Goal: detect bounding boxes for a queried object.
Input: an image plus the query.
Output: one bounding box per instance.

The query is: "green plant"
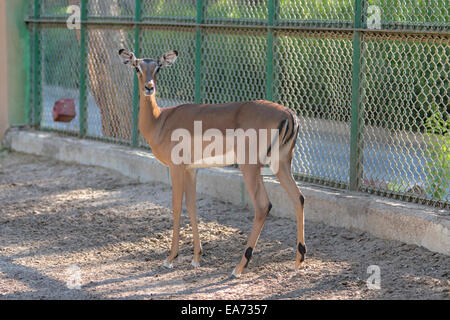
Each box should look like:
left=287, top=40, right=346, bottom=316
left=387, top=179, right=407, bottom=193
left=424, top=105, right=449, bottom=200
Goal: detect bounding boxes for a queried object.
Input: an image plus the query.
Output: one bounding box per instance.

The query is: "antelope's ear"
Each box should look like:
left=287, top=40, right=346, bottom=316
left=159, top=50, right=178, bottom=68
left=119, top=48, right=139, bottom=68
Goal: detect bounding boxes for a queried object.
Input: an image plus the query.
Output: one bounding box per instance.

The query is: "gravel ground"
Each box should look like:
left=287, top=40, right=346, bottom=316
left=0, top=150, right=448, bottom=300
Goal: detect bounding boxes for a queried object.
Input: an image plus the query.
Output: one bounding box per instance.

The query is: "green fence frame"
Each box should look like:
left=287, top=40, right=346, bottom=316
left=25, top=0, right=449, bottom=209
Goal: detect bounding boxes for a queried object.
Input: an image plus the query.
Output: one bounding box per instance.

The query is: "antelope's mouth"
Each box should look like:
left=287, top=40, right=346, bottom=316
left=144, top=86, right=154, bottom=96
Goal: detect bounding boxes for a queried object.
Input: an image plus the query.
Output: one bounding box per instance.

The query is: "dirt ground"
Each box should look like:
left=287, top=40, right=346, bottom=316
left=0, top=150, right=448, bottom=300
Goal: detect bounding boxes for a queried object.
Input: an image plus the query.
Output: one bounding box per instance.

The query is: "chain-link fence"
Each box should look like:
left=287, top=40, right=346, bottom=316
left=26, top=0, right=449, bottom=208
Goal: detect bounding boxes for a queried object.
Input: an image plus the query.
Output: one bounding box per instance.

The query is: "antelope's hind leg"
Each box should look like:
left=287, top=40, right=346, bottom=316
left=232, top=164, right=272, bottom=278
left=184, top=168, right=202, bottom=267
left=274, top=160, right=306, bottom=268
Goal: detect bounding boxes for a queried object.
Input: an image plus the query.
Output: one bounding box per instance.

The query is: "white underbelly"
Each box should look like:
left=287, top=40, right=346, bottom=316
left=186, top=150, right=236, bottom=169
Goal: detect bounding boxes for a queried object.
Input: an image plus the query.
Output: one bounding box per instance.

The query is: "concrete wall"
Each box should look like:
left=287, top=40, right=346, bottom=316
left=0, top=0, right=30, bottom=142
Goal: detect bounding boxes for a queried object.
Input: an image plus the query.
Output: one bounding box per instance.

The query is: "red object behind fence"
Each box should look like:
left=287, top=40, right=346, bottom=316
left=52, top=99, right=76, bottom=122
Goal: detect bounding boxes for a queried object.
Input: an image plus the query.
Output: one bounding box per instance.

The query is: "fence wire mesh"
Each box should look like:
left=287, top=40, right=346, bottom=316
left=365, top=0, right=448, bottom=31
left=278, top=0, right=354, bottom=28
left=361, top=33, right=449, bottom=206
left=202, top=29, right=267, bottom=103
left=142, top=0, right=196, bottom=21
left=86, top=26, right=134, bottom=142
left=274, top=30, right=353, bottom=187
left=40, top=26, right=81, bottom=135
left=205, top=1, right=267, bottom=25
left=27, top=0, right=449, bottom=208
left=88, top=0, right=135, bottom=18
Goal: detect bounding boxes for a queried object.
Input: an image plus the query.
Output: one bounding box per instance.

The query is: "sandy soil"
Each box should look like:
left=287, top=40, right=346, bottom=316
left=0, top=150, right=448, bottom=300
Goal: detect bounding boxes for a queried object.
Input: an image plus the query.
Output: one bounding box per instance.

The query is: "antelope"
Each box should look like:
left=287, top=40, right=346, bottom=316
left=118, top=48, right=306, bottom=278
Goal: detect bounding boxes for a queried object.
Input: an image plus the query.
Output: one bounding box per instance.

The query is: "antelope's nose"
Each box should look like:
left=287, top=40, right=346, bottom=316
left=144, top=80, right=155, bottom=96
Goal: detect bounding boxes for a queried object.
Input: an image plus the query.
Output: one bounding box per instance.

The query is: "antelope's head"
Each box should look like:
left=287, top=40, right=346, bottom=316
left=118, top=49, right=178, bottom=96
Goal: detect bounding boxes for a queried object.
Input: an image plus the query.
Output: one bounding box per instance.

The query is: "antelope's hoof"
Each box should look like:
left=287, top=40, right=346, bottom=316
left=295, top=243, right=306, bottom=269
left=230, top=268, right=241, bottom=279
left=163, top=259, right=174, bottom=269
left=191, top=259, right=201, bottom=268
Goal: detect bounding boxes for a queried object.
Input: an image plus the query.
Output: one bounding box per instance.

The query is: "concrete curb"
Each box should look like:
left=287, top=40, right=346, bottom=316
left=3, top=129, right=449, bottom=256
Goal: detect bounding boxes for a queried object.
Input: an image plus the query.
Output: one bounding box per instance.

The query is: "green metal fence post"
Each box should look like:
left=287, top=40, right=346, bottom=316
left=266, top=0, right=278, bottom=101
left=79, top=0, right=87, bottom=137
left=32, top=0, right=41, bottom=128
left=131, top=0, right=141, bottom=147
left=194, top=0, right=204, bottom=104
left=349, top=0, right=365, bottom=191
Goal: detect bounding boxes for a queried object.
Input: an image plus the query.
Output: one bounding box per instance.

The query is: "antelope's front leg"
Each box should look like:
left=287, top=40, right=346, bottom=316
left=164, top=166, right=185, bottom=269
left=184, top=169, right=202, bottom=267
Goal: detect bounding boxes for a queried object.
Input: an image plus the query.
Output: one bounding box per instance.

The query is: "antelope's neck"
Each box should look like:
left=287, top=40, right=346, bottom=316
left=138, top=93, right=161, bottom=139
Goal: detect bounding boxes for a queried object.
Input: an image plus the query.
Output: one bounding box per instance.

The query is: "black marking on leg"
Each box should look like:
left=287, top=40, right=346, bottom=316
left=268, top=120, right=288, bottom=156
left=266, top=144, right=272, bottom=157
left=280, top=119, right=290, bottom=144
left=284, top=112, right=296, bottom=144
left=299, top=194, right=305, bottom=206
left=267, top=202, right=273, bottom=216
left=244, top=247, right=253, bottom=268
left=298, top=243, right=307, bottom=262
